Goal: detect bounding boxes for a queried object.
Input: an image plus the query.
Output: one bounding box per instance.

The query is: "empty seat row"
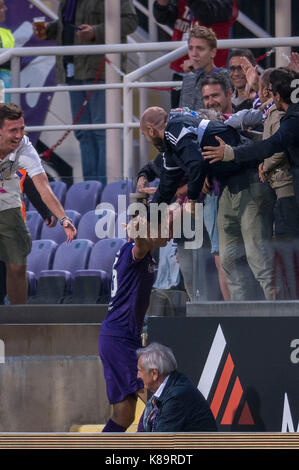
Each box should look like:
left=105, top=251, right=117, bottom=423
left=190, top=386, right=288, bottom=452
left=26, top=208, right=125, bottom=244
left=26, top=179, right=137, bottom=215
left=26, top=238, right=126, bottom=304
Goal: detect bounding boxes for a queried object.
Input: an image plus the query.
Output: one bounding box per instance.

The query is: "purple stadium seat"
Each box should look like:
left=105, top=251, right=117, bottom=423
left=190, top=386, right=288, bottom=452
left=62, top=269, right=110, bottom=304
left=76, top=208, right=117, bottom=243
left=41, top=238, right=94, bottom=279
left=87, top=238, right=126, bottom=278
left=27, top=271, right=37, bottom=296
left=115, top=211, right=129, bottom=239
left=29, top=239, right=94, bottom=303
left=28, top=181, right=67, bottom=211
left=49, top=181, right=67, bottom=205
left=26, top=239, right=58, bottom=279
left=100, top=179, right=136, bottom=214
left=27, top=271, right=71, bottom=304
left=64, top=180, right=103, bottom=214
left=26, top=211, right=44, bottom=240
left=40, top=210, right=81, bottom=244
left=69, top=239, right=126, bottom=302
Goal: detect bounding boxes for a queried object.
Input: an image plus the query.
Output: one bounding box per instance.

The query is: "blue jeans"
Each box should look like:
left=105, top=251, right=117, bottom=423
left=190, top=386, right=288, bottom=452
left=68, top=77, right=106, bottom=185
left=203, top=193, right=219, bottom=254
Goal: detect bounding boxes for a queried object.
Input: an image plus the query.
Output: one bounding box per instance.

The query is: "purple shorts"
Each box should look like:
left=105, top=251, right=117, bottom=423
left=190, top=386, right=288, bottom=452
left=99, top=334, right=144, bottom=404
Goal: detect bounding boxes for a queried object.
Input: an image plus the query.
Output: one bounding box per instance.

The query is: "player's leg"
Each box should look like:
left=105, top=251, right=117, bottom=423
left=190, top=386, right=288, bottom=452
left=6, top=263, right=27, bottom=304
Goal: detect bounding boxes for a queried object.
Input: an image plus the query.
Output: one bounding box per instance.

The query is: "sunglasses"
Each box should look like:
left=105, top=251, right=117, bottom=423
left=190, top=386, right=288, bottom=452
left=229, top=65, right=243, bottom=72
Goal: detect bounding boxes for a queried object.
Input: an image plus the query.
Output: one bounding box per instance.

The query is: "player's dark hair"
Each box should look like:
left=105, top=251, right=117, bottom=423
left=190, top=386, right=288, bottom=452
left=0, top=103, right=24, bottom=128
left=270, top=67, right=299, bottom=105
left=229, top=48, right=257, bottom=66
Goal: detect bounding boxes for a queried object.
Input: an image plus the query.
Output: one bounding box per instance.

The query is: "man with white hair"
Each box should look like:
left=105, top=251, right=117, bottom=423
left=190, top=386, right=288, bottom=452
left=136, top=342, right=217, bottom=432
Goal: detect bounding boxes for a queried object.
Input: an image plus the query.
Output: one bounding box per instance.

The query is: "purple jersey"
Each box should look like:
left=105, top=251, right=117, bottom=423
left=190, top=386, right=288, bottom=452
left=100, top=241, right=156, bottom=340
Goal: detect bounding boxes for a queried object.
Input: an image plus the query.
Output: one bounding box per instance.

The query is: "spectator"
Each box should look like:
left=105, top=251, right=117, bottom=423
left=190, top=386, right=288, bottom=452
left=0, top=0, right=14, bottom=103
left=0, top=172, right=57, bottom=305
left=202, top=68, right=299, bottom=206
left=187, top=0, right=238, bottom=67
left=140, top=105, right=276, bottom=300
left=136, top=342, right=217, bottom=432
left=178, top=29, right=231, bottom=300
left=153, top=0, right=238, bottom=107
left=201, top=73, right=234, bottom=116
left=99, top=215, right=168, bottom=432
left=228, top=48, right=258, bottom=111
left=180, top=25, right=229, bottom=110
left=33, top=0, right=138, bottom=185
left=203, top=67, right=299, bottom=298
left=0, top=103, right=76, bottom=305
left=236, top=61, right=299, bottom=242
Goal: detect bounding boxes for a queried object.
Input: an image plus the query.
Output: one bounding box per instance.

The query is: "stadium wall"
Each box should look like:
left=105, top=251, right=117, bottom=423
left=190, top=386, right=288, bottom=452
left=0, top=305, right=110, bottom=432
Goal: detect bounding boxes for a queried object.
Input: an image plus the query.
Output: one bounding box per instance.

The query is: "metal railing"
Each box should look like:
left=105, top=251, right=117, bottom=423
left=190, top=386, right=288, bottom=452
left=2, top=35, right=299, bottom=177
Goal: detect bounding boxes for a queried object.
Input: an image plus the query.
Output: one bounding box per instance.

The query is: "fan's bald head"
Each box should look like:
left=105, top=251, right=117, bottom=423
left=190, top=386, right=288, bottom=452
left=140, top=107, right=168, bottom=132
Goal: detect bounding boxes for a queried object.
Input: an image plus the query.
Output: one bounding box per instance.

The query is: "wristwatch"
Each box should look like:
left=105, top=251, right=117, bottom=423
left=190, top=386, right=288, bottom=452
left=59, top=216, right=73, bottom=226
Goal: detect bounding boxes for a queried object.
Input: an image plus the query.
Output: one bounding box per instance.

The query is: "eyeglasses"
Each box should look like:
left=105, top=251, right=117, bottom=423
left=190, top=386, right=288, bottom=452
left=229, top=65, right=243, bottom=72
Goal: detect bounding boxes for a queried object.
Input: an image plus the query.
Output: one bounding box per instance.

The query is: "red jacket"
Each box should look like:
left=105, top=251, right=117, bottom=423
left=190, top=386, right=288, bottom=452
left=154, top=0, right=239, bottom=71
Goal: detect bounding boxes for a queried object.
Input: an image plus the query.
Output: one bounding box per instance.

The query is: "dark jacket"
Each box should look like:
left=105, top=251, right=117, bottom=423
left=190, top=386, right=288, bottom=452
left=152, top=111, right=250, bottom=205
left=153, top=0, right=234, bottom=27
left=46, top=0, right=138, bottom=83
left=231, top=103, right=299, bottom=203
left=187, top=0, right=234, bottom=23
left=233, top=103, right=299, bottom=169
left=149, top=370, right=217, bottom=432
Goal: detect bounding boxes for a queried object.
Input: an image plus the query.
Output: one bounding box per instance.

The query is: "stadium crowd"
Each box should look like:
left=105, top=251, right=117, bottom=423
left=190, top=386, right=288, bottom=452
left=0, top=0, right=299, bottom=435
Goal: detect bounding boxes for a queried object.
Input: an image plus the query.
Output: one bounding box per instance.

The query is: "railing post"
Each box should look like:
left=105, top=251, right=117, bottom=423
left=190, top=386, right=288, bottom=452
left=10, top=56, right=21, bottom=106
left=123, top=75, right=133, bottom=179
left=138, top=52, right=149, bottom=169
left=148, top=0, right=158, bottom=42
left=275, top=0, right=292, bottom=66
left=105, top=0, right=122, bottom=183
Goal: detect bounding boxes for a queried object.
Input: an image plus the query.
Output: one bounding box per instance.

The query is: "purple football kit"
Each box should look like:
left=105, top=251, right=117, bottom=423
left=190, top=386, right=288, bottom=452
left=99, top=241, right=156, bottom=404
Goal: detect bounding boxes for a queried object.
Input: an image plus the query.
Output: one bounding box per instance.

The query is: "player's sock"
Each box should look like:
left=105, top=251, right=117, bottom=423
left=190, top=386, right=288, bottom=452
left=102, top=419, right=127, bottom=432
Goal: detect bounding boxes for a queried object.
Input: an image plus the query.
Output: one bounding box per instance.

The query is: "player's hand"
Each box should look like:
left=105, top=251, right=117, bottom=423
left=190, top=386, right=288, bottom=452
left=181, top=59, right=194, bottom=73
left=137, top=176, right=149, bottom=193
left=240, top=56, right=259, bottom=92
left=45, top=215, right=58, bottom=227
left=76, top=24, right=95, bottom=42
left=142, top=186, right=157, bottom=195
left=202, top=177, right=212, bottom=194
left=258, top=163, right=268, bottom=183
left=202, top=136, right=225, bottom=163
left=62, top=219, right=77, bottom=242
left=289, top=52, right=299, bottom=72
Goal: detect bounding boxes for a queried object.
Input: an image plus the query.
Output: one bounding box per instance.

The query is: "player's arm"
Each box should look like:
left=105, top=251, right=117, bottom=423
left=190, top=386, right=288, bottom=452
left=23, top=174, right=57, bottom=226
left=32, top=173, right=76, bottom=242
left=127, top=216, right=153, bottom=261
left=203, top=116, right=298, bottom=165
left=133, top=237, right=153, bottom=261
